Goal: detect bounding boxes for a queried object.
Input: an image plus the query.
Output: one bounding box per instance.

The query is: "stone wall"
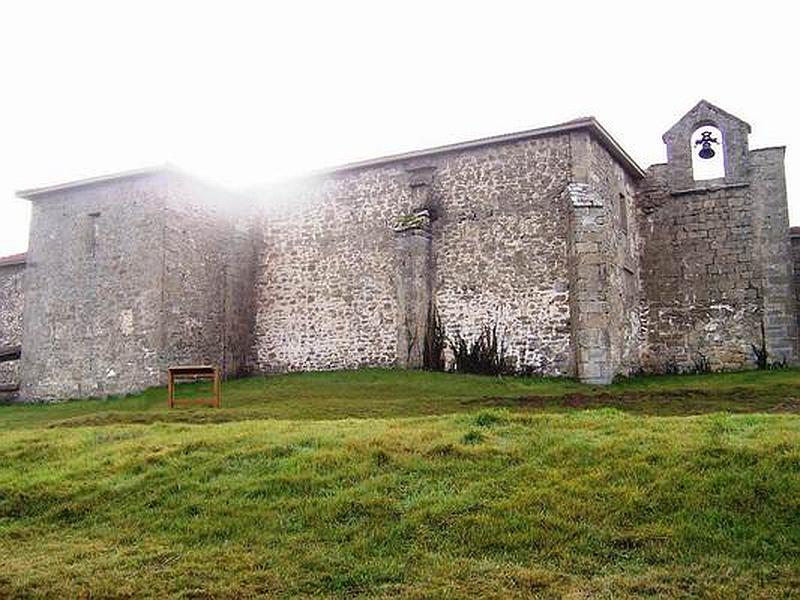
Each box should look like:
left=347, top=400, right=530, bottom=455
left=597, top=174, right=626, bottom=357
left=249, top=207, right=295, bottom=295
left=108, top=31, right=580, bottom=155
left=18, top=169, right=258, bottom=401
left=791, top=228, right=800, bottom=334
left=566, top=133, right=643, bottom=383
left=0, top=260, right=25, bottom=391
left=430, top=136, right=574, bottom=375
left=253, top=135, right=576, bottom=376
left=221, top=218, right=260, bottom=377
left=254, top=172, right=402, bottom=372
left=637, top=167, right=762, bottom=371
left=0, top=262, right=24, bottom=349
left=636, top=101, right=798, bottom=372
left=160, top=176, right=257, bottom=377
left=20, top=173, right=167, bottom=400
left=636, top=161, right=799, bottom=372
left=750, top=148, right=799, bottom=363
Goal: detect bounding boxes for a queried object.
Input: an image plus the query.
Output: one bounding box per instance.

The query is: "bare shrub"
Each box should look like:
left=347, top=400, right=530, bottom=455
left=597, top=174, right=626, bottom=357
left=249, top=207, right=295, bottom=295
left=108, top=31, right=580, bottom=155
left=450, top=324, right=515, bottom=376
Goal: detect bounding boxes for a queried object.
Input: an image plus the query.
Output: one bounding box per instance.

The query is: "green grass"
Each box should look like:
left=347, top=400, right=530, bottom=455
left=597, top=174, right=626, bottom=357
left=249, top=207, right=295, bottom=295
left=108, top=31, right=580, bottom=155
left=1, top=368, right=799, bottom=598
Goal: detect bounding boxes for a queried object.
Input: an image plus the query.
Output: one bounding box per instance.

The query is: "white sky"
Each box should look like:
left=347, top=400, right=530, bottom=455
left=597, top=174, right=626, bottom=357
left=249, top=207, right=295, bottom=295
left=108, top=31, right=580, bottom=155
left=1, top=1, right=797, bottom=257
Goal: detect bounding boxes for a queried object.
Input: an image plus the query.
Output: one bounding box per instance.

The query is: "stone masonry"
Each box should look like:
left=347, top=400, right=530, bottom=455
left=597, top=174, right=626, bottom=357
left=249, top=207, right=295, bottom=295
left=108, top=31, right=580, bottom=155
left=253, top=134, right=583, bottom=377
left=566, top=129, right=642, bottom=383
left=3, top=100, right=798, bottom=401
left=16, top=168, right=255, bottom=401
left=0, top=253, right=25, bottom=396
left=792, top=226, right=800, bottom=332
left=638, top=101, right=798, bottom=371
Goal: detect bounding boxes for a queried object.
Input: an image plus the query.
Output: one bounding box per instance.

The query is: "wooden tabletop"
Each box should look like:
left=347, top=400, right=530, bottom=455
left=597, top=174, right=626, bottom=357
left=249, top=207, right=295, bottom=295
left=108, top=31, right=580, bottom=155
left=168, top=365, right=217, bottom=374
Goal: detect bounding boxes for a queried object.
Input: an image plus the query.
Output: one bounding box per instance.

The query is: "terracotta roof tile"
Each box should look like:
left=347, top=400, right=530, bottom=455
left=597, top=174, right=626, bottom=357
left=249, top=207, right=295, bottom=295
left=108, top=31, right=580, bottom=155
left=0, top=252, right=27, bottom=267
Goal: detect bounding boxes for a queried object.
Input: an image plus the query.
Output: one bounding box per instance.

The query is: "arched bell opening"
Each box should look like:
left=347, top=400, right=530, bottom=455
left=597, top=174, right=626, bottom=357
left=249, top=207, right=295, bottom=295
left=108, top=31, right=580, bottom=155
left=691, top=124, right=725, bottom=181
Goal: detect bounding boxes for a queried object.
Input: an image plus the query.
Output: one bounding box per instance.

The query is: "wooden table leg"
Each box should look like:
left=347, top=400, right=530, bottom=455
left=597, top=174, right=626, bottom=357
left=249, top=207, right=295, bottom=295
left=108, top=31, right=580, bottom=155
left=214, top=368, right=220, bottom=408
left=168, top=372, right=174, bottom=408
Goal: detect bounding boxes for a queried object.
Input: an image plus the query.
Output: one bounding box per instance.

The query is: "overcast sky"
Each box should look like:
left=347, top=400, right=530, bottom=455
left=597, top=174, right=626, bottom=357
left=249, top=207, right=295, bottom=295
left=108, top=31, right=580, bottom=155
left=1, top=1, right=797, bottom=256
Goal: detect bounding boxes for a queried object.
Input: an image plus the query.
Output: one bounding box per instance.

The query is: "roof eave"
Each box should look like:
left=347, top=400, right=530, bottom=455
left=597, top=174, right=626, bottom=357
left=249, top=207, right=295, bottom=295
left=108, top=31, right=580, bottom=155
left=0, top=252, right=27, bottom=268
left=15, top=165, right=173, bottom=200
left=586, top=118, right=646, bottom=179
left=15, top=117, right=647, bottom=201
left=309, top=117, right=646, bottom=180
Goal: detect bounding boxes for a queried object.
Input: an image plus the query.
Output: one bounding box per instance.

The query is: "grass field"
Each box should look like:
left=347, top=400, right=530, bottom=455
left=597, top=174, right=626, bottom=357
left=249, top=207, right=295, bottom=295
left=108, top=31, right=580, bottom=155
left=1, top=369, right=799, bottom=598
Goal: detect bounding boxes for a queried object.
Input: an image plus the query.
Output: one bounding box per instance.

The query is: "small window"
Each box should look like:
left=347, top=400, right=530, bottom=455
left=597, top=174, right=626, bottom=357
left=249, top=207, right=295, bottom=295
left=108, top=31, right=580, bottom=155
left=691, top=125, right=725, bottom=181
left=86, top=212, right=100, bottom=258
left=619, top=193, right=628, bottom=235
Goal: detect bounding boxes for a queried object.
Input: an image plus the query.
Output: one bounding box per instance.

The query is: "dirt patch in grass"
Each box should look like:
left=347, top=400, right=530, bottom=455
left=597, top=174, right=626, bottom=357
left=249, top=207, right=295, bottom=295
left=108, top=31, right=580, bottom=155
left=767, top=399, right=800, bottom=412
left=45, top=409, right=268, bottom=429
left=473, top=387, right=798, bottom=415
left=44, top=387, right=800, bottom=430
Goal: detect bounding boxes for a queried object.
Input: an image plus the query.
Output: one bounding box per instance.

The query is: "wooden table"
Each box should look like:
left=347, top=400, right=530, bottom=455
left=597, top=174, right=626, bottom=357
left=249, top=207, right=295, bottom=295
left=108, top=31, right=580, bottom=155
left=167, top=365, right=220, bottom=408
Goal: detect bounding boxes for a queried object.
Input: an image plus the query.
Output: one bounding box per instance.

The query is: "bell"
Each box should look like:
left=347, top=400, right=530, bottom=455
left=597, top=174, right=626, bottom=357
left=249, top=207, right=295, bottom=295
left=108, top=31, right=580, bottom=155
left=698, top=143, right=715, bottom=160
